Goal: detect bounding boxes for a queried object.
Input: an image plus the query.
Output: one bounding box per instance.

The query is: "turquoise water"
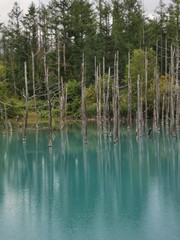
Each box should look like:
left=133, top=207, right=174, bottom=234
left=0, top=124, right=180, bottom=240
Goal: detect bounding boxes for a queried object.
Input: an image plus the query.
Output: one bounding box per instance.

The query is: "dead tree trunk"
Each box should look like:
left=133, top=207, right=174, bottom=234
left=59, top=78, right=63, bottom=128
left=4, top=104, right=8, bottom=131
left=154, top=69, right=160, bottom=131
left=57, top=33, right=63, bottom=129
left=32, top=51, right=38, bottom=128
left=46, top=68, right=53, bottom=147
left=153, top=40, right=160, bottom=131
left=81, top=52, right=87, bottom=143
left=22, top=62, right=29, bottom=141
left=103, top=67, right=110, bottom=137
left=144, top=49, right=148, bottom=126
left=175, top=3, right=180, bottom=128
left=175, top=36, right=180, bottom=128
left=95, top=63, right=102, bottom=126
left=44, top=50, right=52, bottom=147
left=98, top=64, right=102, bottom=125
left=136, top=75, right=142, bottom=136
left=102, top=57, right=106, bottom=132
left=165, top=38, right=169, bottom=126
left=127, top=52, right=132, bottom=128
left=63, top=43, right=66, bottom=73
left=65, top=84, right=67, bottom=122
left=60, top=77, right=68, bottom=128
left=113, top=52, right=119, bottom=143
left=170, top=45, right=175, bottom=135
left=161, top=94, right=165, bottom=125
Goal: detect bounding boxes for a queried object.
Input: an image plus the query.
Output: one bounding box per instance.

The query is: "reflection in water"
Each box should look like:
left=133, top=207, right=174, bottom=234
left=0, top=126, right=180, bottom=240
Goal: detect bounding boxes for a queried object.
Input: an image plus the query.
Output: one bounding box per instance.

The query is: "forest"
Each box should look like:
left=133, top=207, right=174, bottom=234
left=0, top=0, right=179, bottom=140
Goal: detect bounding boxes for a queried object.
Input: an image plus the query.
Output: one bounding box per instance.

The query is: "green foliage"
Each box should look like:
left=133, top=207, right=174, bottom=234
left=6, top=98, right=24, bottom=118
left=86, top=103, right=96, bottom=118
left=0, top=62, right=6, bottom=79
left=0, top=82, right=8, bottom=102
left=86, top=84, right=96, bottom=105
left=124, top=48, right=156, bottom=116
left=52, top=109, right=60, bottom=118
left=39, top=110, right=48, bottom=119
left=0, top=62, right=24, bottom=119
left=86, top=84, right=96, bottom=118
left=66, top=80, right=81, bottom=118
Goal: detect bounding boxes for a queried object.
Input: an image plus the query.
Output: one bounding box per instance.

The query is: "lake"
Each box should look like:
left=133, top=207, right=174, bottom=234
left=0, top=124, right=180, bottom=240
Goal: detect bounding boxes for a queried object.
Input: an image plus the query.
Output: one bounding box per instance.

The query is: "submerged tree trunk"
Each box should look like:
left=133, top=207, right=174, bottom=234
left=144, top=49, right=148, bottom=126
left=81, top=52, right=87, bottom=143
left=103, top=67, right=110, bottom=137
left=22, top=62, right=29, bottom=141
left=98, top=64, right=102, bottom=126
left=136, top=75, right=142, bottom=136
left=127, top=52, right=132, bottom=128
left=46, top=67, right=53, bottom=147
left=32, top=51, right=38, bottom=128
left=4, top=104, right=8, bottom=132
left=175, top=38, right=180, bottom=128
left=155, top=69, right=160, bottom=131
left=161, top=94, right=165, bottom=125
left=102, top=56, right=106, bottom=133
left=170, top=45, right=175, bottom=135
left=95, top=62, right=102, bottom=126
left=61, top=77, right=67, bottom=128
left=153, top=40, right=160, bottom=131
left=165, top=38, right=169, bottom=127
left=44, top=50, right=52, bottom=147
left=113, top=51, right=119, bottom=143
left=57, top=33, right=63, bottom=129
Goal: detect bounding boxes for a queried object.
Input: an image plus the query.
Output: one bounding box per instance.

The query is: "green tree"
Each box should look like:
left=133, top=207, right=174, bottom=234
left=69, top=0, right=97, bottom=83
left=123, top=0, right=144, bottom=50
left=4, top=2, right=24, bottom=94
left=167, top=0, right=180, bottom=45
left=21, top=2, right=39, bottom=94
left=96, top=0, right=112, bottom=67
left=22, top=3, right=39, bottom=55
left=124, top=48, right=156, bottom=116
left=144, top=0, right=168, bottom=75
left=66, top=80, right=81, bottom=117
left=112, top=0, right=144, bottom=80
left=48, top=0, right=72, bottom=81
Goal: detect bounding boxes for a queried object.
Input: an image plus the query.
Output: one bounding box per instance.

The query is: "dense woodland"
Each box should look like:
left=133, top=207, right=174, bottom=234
left=0, top=0, right=180, bottom=140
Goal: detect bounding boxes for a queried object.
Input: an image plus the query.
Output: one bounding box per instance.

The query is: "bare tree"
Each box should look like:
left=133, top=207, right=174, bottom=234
left=95, top=62, right=102, bottom=126
left=81, top=52, right=87, bottom=143
left=170, top=45, right=175, bottom=135
left=113, top=51, right=119, bottom=143
left=136, top=75, right=142, bottom=136
left=44, top=50, right=52, bottom=147
left=22, top=62, right=29, bottom=141
left=127, top=52, right=132, bottom=128
left=32, top=50, right=39, bottom=128
left=144, top=49, right=148, bottom=126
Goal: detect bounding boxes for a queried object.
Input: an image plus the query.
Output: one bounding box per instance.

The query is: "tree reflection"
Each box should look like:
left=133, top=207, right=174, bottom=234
left=0, top=126, right=180, bottom=239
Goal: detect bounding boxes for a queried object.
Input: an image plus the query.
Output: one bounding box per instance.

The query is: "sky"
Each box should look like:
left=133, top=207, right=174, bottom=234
left=0, top=0, right=172, bottom=24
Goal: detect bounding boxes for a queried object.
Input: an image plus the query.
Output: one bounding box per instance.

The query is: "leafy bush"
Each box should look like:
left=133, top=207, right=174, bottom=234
left=86, top=103, right=96, bottom=118
left=6, top=98, right=24, bottom=118
left=66, top=80, right=81, bottom=117
left=52, top=109, right=60, bottom=118
left=38, top=110, right=48, bottom=119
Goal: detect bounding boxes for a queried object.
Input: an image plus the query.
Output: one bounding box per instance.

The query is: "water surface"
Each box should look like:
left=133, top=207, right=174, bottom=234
left=0, top=125, right=180, bottom=240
